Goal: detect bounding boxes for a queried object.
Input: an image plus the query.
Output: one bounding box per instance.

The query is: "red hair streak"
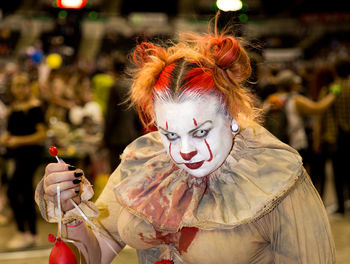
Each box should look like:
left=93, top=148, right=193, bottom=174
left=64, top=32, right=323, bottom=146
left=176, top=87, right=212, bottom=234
left=182, top=67, right=216, bottom=94
left=154, top=63, right=176, bottom=92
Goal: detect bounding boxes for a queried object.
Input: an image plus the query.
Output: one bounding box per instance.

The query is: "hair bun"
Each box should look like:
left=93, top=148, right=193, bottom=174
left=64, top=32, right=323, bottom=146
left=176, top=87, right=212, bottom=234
left=132, top=42, right=164, bottom=67
left=208, top=36, right=240, bottom=70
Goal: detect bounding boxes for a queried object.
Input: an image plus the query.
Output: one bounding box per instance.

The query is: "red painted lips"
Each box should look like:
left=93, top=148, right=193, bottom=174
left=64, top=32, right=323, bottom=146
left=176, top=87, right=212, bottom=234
left=184, top=161, right=204, bottom=169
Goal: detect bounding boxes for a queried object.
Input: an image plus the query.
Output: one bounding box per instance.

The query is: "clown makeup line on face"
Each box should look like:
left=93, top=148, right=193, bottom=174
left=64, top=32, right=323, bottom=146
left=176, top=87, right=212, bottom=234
left=154, top=95, right=235, bottom=178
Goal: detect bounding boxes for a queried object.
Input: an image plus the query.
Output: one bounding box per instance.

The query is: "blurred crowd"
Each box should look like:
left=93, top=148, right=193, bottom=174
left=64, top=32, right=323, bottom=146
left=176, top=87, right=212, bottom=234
left=0, top=46, right=143, bottom=249
left=257, top=56, right=350, bottom=215
left=0, top=17, right=349, bottom=250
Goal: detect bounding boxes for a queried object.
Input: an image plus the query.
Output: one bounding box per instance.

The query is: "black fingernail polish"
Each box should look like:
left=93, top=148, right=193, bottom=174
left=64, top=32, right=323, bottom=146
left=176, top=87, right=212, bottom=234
left=73, top=179, right=81, bottom=184
left=75, top=190, right=80, bottom=194
left=68, top=165, right=76, bottom=171
left=74, top=172, right=83, bottom=177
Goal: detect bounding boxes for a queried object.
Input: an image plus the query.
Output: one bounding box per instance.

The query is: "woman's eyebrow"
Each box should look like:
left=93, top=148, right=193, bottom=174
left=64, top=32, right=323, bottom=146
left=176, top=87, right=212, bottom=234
left=188, top=120, right=212, bottom=134
left=158, top=126, right=171, bottom=133
left=158, top=120, right=212, bottom=133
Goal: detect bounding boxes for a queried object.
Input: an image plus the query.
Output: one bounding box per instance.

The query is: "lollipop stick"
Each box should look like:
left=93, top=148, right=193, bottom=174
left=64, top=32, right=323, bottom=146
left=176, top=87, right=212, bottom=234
left=57, top=185, right=62, bottom=237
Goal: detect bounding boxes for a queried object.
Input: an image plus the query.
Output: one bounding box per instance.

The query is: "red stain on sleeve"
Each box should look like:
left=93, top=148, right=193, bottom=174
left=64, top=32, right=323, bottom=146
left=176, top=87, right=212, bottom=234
left=155, top=230, right=174, bottom=245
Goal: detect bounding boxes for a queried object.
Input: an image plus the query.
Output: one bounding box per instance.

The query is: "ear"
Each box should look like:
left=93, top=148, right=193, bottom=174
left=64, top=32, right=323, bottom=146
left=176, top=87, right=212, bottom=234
left=231, top=119, right=240, bottom=135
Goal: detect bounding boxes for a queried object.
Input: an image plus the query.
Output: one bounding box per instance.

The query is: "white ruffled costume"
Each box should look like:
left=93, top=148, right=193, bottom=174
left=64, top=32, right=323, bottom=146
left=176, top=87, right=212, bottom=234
left=35, top=124, right=335, bottom=264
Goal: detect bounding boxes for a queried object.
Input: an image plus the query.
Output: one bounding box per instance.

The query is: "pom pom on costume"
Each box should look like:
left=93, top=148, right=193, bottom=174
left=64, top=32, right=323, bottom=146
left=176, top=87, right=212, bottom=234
left=48, top=234, right=77, bottom=264
left=154, top=259, right=174, bottom=264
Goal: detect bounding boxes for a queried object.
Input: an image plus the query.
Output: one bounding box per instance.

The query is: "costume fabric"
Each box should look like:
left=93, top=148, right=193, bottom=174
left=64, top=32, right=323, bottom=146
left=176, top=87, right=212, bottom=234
left=94, top=124, right=335, bottom=264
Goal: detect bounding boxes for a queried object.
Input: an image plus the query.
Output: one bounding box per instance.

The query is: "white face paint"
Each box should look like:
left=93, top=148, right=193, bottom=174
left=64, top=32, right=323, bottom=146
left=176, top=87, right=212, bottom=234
left=154, top=96, right=233, bottom=178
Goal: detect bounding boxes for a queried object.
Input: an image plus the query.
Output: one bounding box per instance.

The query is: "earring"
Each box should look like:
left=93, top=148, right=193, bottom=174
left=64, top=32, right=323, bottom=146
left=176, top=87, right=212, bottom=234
left=231, top=119, right=240, bottom=135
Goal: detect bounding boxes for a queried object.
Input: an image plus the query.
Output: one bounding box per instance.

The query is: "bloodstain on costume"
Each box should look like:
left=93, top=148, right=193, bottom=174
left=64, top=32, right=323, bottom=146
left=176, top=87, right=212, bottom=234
left=139, top=227, right=199, bottom=255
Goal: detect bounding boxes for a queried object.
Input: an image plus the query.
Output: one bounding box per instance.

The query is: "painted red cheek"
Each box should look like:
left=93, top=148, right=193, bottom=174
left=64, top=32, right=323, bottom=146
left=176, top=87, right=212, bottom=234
left=204, top=139, right=213, bottom=162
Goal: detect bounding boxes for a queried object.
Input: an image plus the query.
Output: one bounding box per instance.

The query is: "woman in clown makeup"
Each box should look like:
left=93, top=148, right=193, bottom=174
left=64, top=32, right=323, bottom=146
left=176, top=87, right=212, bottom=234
left=35, top=21, right=335, bottom=264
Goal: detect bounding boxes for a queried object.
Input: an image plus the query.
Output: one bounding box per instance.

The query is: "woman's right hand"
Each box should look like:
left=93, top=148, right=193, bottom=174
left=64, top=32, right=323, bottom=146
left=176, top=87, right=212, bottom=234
left=43, top=163, right=83, bottom=212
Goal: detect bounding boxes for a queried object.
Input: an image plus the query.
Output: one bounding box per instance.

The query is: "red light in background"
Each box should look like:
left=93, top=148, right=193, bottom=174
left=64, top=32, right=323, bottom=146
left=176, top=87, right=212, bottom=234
left=56, top=0, right=87, bottom=9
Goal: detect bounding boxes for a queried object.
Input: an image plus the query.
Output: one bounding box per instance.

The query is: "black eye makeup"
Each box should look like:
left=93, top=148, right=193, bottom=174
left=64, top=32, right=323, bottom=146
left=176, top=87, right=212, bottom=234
left=164, top=132, right=179, bottom=141
left=192, top=129, right=210, bottom=138
left=158, top=120, right=212, bottom=141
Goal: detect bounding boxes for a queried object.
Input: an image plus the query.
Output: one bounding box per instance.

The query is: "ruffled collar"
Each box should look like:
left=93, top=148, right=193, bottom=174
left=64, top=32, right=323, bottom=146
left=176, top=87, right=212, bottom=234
left=114, top=124, right=303, bottom=232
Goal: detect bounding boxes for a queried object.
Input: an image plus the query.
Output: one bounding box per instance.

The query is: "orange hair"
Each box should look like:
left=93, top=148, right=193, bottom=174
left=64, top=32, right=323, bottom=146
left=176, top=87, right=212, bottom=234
left=127, top=18, right=261, bottom=130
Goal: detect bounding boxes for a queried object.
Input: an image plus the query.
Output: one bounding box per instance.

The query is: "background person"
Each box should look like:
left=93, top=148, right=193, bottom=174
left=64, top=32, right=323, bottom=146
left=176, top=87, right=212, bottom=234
left=332, top=58, right=350, bottom=215
left=0, top=72, right=46, bottom=249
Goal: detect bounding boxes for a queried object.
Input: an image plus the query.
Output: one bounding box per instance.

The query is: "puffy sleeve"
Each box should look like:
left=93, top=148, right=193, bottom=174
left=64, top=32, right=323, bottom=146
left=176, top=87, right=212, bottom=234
left=95, top=166, right=126, bottom=246
left=266, top=171, right=335, bottom=263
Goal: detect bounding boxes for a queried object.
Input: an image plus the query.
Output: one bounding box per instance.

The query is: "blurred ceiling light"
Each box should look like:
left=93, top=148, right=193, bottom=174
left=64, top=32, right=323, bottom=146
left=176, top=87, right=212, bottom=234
left=216, top=0, right=243, bottom=12
left=56, top=0, right=87, bottom=9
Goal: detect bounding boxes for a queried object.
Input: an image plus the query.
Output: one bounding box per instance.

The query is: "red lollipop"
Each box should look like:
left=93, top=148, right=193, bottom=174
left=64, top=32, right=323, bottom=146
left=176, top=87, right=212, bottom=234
left=49, top=146, right=58, bottom=157
left=49, top=146, right=61, bottom=163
